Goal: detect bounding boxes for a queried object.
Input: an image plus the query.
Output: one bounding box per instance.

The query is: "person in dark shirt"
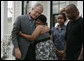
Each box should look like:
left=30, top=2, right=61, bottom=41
left=63, top=4, right=83, bottom=60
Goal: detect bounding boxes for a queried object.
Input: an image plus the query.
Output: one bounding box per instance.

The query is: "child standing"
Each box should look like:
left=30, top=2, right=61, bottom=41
left=51, top=13, right=66, bottom=60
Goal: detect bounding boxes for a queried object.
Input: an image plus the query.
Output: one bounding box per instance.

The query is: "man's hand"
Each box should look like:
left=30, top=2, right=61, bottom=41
left=15, top=48, right=22, bottom=59
left=78, top=47, right=83, bottom=60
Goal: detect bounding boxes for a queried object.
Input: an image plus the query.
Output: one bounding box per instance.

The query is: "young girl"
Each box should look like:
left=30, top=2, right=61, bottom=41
left=19, top=14, right=58, bottom=60
left=51, top=13, right=66, bottom=60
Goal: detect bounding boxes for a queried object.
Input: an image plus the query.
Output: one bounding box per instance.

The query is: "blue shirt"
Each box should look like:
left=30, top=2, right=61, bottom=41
left=27, top=13, right=36, bottom=32
left=51, top=25, right=66, bottom=50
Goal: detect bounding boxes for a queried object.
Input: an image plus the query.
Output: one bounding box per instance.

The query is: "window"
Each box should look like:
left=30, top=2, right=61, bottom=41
left=52, top=1, right=66, bottom=14
left=51, top=1, right=67, bottom=28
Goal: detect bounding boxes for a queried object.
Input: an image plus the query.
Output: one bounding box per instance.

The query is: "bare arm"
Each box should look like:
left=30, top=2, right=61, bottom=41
left=51, top=34, right=59, bottom=52
left=51, top=33, right=64, bottom=60
left=78, top=45, right=83, bottom=60
left=62, top=40, right=67, bottom=60
left=19, top=25, right=42, bottom=41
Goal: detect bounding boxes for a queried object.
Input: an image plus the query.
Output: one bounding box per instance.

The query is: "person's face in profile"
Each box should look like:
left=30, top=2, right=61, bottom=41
left=65, top=8, right=73, bottom=20
left=30, top=7, right=43, bottom=19
left=65, top=7, right=77, bottom=20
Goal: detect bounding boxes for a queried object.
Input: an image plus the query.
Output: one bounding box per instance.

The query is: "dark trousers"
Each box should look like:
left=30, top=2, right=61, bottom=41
left=16, top=58, right=21, bottom=60
left=66, top=51, right=81, bottom=60
left=16, top=43, right=36, bottom=60
left=24, top=43, right=36, bottom=60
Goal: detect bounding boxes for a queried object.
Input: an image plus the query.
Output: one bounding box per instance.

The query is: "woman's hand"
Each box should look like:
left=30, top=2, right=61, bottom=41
left=58, top=50, right=64, bottom=55
left=41, top=26, right=50, bottom=34
left=57, top=51, right=64, bottom=60
left=18, top=31, right=23, bottom=36
left=62, top=53, right=66, bottom=60
left=56, top=50, right=64, bottom=60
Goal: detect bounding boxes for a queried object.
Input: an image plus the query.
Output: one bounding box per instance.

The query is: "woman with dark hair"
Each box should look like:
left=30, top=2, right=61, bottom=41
left=18, top=14, right=58, bottom=60
left=51, top=13, right=67, bottom=60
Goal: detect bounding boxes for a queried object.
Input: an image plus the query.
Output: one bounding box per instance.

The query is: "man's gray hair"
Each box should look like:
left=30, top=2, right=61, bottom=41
left=32, top=3, right=43, bottom=11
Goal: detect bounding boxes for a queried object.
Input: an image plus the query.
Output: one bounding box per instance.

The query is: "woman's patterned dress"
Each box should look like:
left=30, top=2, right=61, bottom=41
left=35, top=33, right=58, bottom=60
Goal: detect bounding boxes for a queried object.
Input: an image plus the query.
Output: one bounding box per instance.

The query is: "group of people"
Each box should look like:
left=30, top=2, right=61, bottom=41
left=11, top=3, right=83, bottom=60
